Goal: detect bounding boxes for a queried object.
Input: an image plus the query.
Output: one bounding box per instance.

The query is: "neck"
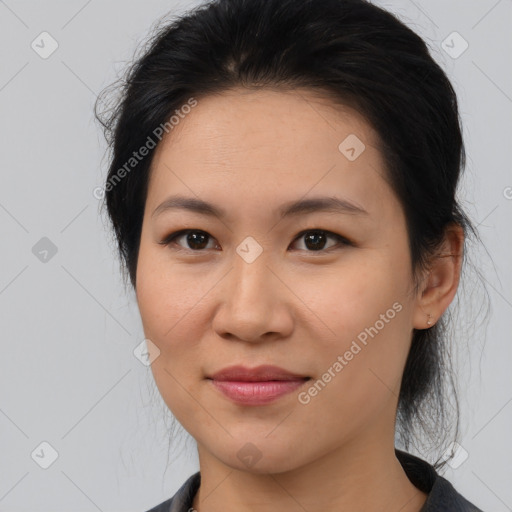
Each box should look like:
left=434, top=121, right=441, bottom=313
left=192, top=436, right=427, bottom=512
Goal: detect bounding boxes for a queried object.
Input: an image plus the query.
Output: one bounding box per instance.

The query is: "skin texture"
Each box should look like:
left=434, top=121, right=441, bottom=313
left=135, top=88, right=463, bottom=512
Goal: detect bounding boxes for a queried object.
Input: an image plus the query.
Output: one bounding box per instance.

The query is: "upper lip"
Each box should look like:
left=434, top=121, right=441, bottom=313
left=208, top=365, right=310, bottom=382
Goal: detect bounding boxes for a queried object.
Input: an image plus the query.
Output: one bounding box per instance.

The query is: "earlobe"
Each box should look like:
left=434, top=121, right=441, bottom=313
left=412, top=224, right=464, bottom=330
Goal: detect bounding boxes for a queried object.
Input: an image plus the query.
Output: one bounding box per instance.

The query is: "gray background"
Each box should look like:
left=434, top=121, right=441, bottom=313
left=0, top=0, right=510, bottom=510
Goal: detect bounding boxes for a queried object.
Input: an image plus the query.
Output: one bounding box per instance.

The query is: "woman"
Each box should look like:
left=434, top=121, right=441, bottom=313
left=96, top=0, right=484, bottom=510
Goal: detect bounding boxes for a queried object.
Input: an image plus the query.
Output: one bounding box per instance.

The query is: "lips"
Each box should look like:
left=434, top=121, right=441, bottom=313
left=207, top=365, right=311, bottom=405
left=208, top=364, right=310, bottom=382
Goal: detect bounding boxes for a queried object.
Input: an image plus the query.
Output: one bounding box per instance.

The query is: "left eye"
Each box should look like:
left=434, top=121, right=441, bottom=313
left=159, top=229, right=351, bottom=252
left=290, top=229, right=350, bottom=252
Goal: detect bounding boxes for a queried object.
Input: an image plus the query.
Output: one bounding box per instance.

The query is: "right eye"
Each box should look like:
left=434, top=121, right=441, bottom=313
left=159, top=229, right=219, bottom=251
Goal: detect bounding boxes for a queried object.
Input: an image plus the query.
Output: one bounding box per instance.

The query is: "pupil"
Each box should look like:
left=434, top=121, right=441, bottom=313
left=305, top=232, right=326, bottom=251
left=188, top=231, right=207, bottom=249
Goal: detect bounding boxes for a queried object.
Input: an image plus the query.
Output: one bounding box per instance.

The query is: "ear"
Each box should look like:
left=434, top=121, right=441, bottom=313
left=412, top=223, right=464, bottom=330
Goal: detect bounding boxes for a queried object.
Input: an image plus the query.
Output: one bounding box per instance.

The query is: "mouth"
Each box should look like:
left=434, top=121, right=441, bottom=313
left=207, top=365, right=311, bottom=405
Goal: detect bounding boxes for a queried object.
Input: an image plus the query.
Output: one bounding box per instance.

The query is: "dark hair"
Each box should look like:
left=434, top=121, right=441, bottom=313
left=96, top=0, right=477, bottom=469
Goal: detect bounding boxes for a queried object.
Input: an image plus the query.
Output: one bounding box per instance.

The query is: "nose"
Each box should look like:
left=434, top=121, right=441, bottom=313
left=212, top=252, right=294, bottom=344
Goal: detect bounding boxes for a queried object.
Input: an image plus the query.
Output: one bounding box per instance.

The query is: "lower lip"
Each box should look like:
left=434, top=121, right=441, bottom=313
left=209, top=379, right=309, bottom=405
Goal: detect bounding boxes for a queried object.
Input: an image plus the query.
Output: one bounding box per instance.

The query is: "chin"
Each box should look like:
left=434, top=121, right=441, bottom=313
left=211, top=437, right=308, bottom=475
left=227, top=455, right=301, bottom=475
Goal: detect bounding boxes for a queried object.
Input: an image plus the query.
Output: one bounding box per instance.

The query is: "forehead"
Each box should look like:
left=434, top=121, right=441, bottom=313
left=147, top=87, right=394, bottom=220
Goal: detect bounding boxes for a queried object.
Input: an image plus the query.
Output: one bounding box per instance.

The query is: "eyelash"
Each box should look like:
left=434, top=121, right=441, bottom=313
left=158, top=229, right=353, bottom=254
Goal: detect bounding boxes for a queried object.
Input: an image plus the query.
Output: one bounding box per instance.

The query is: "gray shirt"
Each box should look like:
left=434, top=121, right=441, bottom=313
left=145, top=449, right=484, bottom=511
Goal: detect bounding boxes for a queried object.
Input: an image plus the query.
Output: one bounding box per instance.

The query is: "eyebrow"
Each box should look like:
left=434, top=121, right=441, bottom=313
left=152, top=194, right=368, bottom=219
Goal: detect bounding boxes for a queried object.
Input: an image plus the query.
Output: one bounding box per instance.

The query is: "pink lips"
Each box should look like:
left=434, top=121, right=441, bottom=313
left=208, top=365, right=310, bottom=405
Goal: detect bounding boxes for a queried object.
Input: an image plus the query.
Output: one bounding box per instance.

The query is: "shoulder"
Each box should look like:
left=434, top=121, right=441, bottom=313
left=423, top=473, right=485, bottom=511
left=396, top=449, right=484, bottom=512
left=144, top=472, right=200, bottom=512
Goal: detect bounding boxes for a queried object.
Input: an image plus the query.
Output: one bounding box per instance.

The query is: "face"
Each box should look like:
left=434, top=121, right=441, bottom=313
left=136, top=88, right=422, bottom=474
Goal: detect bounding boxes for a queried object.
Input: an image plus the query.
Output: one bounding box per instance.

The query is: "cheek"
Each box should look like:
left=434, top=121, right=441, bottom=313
left=135, top=244, right=206, bottom=361
left=136, top=248, right=209, bottom=423
left=296, top=254, right=411, bottom=342
left=294, top=257, right=413, bottom=413
left=136, top=235, right=196, bottom=329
